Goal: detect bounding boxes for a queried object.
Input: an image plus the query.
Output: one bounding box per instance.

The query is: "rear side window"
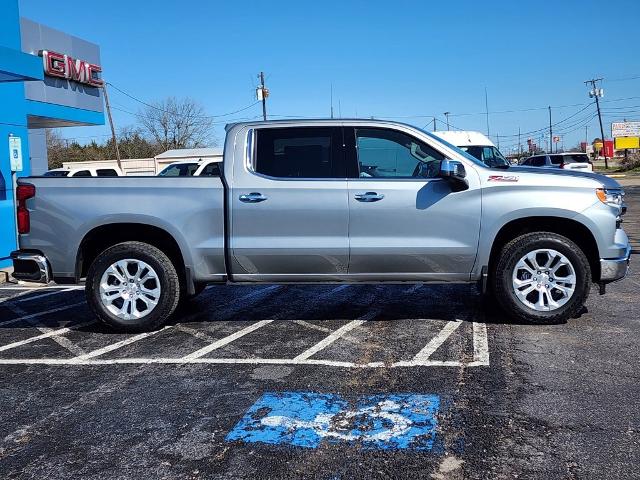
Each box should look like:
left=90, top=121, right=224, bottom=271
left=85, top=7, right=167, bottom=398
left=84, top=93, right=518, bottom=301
left=199, top=162, right=220, bottom=176
left=72, top=170, right=92, bottom=177
left=552, top=154, right=589, bottom=164
left=158, top=163, right=199, bottom=176
left=43, top=170, right=70, bottom=177
left=255, top=127, right=344, bottom=178
left=96, top=168, right=119, bottom=176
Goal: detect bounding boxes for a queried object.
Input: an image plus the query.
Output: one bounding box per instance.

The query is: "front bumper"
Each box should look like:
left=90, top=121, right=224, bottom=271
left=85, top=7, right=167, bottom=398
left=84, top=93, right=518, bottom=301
left=600, top=243, right=632, bottom=283
left=10, top=251, right=51, bottom=284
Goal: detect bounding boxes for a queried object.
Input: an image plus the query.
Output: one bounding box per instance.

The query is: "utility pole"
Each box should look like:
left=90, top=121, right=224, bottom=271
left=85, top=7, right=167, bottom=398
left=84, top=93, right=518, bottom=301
left=518, top=126, right=522, bottom=157
left=102, top=83, right=121, bottom=170
left=585, top=78, right=607, bottom=168
left=548, top=106, right=552, bottom=154
left=433, top=117, right=436, bottom=132
left=444, top=112, right=450, bottom=131
left=330, top=84, right=334, bottom=119
left=585, top=125, right=588, bottom=145
left=484, top=87, right=490, bottom=136
left=257, top=72, right=268, bottom=121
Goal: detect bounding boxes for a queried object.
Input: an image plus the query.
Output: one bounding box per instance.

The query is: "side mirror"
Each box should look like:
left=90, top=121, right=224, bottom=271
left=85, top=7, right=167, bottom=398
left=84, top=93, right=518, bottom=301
left=438, top=159, right=468, bottom=191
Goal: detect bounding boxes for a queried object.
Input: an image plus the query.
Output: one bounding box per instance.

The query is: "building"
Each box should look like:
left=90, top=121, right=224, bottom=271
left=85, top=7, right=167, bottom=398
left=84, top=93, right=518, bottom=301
left=0, top=0, right=105, bottom=269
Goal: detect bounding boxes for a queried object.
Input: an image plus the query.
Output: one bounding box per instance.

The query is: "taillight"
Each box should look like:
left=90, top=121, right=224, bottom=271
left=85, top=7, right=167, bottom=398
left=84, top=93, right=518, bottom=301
left=16, top=183, right=35, bottom=234
left=560, top=162, right=566, bottom=169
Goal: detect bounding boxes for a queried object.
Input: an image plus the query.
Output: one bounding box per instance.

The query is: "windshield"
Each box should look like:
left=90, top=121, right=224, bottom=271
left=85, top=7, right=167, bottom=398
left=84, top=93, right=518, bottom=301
left=43, top=170, right=70, bottom=177
left=158, top=162, right=199, bottom=176
left=420, top=129, right=488, bottom=168
left=459, top=145, right=509, bottom=167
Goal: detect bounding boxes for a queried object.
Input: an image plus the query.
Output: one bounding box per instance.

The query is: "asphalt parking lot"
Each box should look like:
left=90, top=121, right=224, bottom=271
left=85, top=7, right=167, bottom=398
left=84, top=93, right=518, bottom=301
left=0, top=186, right=638, bottom=480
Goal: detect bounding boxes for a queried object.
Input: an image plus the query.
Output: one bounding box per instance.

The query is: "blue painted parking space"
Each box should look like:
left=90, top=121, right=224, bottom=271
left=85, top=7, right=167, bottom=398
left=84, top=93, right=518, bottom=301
left=226, top=391, right=440, bottom=451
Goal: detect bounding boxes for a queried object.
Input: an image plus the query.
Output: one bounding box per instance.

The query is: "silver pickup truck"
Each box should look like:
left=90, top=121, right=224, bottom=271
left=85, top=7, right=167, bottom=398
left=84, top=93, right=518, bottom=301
left=11, top=119, right=631, bottom=331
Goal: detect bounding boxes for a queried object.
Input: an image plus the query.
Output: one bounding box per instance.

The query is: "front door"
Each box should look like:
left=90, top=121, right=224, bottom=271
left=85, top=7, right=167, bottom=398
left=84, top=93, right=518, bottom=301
left=346, top=126, right=481, bottom=281
left=230, top=126, right=350, bottom=281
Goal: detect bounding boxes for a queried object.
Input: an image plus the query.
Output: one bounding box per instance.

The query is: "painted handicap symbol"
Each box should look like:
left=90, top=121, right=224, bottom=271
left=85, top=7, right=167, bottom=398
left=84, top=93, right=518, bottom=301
left=227, top=392, right=440, bottom=450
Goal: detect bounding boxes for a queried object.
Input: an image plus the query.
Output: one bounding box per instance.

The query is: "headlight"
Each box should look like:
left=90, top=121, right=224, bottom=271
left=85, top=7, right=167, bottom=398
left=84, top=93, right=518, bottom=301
left=596, top=188, right=624, bottom=209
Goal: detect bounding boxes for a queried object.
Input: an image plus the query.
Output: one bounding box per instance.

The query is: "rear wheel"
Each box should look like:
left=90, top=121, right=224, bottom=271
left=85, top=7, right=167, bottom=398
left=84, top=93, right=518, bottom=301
left=492, top=232, right=591, bottom=324
left=86, top=241, right=180, bottom=332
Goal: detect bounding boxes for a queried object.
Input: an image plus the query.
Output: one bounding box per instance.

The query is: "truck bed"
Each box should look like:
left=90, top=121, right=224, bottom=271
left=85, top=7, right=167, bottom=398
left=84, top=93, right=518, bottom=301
left=18, top=176, right=226, bottom=283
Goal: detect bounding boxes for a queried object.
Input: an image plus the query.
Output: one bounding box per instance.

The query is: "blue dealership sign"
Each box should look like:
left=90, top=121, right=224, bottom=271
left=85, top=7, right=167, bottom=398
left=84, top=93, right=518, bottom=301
left=226, top=392, right=440, bottom=450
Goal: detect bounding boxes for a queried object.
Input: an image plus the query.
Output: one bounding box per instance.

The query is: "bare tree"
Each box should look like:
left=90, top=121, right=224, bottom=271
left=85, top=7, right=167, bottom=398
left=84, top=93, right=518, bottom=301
left=137, top=97, right=216, bottom=151
left=45, top=129, right=67, bottom=169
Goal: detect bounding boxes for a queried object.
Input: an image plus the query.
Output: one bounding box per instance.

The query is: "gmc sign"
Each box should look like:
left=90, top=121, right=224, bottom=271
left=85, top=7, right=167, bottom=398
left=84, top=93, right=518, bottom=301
left=40, top=50, right=103, bottom=88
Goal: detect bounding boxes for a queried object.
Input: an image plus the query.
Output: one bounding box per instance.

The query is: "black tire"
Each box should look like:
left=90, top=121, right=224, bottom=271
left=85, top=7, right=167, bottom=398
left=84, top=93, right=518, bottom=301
left=492, top=232, right=591, bottom=324
left=86, top=241, right=180, bottom=332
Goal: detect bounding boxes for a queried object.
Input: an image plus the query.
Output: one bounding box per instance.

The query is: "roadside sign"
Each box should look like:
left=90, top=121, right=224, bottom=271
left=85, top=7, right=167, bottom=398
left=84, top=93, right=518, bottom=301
left=614, top=136, right=640, bottom=150
left=9, top=135, right=23, bottom=172
left=612, top=122, right=640, bottom=138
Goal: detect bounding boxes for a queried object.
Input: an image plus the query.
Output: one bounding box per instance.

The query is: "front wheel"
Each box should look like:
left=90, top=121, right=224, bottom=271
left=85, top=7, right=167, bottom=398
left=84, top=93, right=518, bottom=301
left=86, top=241, right=181, bottom=332
left=492, top=232, right=591, bottom=324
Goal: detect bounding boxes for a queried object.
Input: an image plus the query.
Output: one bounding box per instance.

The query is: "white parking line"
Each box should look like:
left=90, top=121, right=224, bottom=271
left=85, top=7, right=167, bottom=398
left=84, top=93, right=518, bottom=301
left=469, top=322, right=490, bottom=366
left=182, top=320, right=274, bottom=360
left=0, top=285, right=83, bottom=292
left=411, top=320, right=463, bottom=363
left=0, top=321, right=93, bottom=353
left=0, top=357, right=479, bottom=368
left=293, top=310, right=378, bottom=361
left=11, top=287, right=80, bottom=304
left=71, top=327, right=170, bottom=361
left=0, top=301, right=86, bottom=328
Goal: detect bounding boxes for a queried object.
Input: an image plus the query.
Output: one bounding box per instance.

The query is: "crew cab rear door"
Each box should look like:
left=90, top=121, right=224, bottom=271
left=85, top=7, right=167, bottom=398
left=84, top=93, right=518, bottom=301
left=229, top=126, right=350, bottom=281
left=345, top=126, right=481, bottom=280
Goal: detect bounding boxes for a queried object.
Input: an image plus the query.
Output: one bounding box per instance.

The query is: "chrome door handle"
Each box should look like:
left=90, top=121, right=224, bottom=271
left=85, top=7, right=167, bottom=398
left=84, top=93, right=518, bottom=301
left=239, top=192, right=268, bottom=203
left=354, top=192, right=385, bottom=202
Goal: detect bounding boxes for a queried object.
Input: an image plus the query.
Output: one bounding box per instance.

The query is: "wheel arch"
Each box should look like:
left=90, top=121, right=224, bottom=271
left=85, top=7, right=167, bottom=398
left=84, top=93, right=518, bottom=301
left=76, top=223, right=189, bottom=288
left=487, top=216, right=600, bottom=282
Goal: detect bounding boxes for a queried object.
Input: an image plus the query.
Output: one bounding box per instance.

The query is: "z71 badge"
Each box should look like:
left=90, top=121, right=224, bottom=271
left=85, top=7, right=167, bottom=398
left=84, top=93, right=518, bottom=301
left=488, top=175, right=519, bottom=182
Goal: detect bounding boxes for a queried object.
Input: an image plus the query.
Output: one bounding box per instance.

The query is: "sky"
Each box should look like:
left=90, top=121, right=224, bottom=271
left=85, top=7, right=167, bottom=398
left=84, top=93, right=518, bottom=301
left=18, top=0, right=640, bottom=153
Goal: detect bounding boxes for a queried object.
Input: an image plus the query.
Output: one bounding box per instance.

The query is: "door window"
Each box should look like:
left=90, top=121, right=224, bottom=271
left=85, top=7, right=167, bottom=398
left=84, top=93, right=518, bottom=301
left=254, top=127, right=344, bottom=178
left=355, top=128, right=444, bottom=178
left=72, top=170, right=91, bottom=177
left=530, top=157, right=545, bottom=167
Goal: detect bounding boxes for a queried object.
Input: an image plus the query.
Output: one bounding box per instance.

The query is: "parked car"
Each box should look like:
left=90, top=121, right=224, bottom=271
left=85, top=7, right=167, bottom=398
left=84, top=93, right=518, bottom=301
left=43, top=166, right=123, bottom=177
left=157, top=158, right=221, bottom=177
left=520, top=153, right=593, bottom=172
left=431, top=130, right=509, bottom=168
left=12, top=119, right=630, bottom=332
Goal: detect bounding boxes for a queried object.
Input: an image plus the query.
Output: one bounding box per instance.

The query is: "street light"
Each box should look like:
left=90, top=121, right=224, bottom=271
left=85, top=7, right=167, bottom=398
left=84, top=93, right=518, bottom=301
left=443, top=112, right=450, bottom=131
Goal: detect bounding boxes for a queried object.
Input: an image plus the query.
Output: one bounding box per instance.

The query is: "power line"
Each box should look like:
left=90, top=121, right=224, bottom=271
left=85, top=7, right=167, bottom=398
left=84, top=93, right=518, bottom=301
left=106, top=82, right=260, bottom=119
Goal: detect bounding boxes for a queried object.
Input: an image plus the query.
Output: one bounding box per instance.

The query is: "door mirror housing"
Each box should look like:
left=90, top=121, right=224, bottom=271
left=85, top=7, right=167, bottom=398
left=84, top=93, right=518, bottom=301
left=438, top=159, right=468, bottom=191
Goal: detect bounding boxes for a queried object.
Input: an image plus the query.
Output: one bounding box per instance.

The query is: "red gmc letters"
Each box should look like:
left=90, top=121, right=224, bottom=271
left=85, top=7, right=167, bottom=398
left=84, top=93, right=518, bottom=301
left=40, top=50, right=103, bottom=88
